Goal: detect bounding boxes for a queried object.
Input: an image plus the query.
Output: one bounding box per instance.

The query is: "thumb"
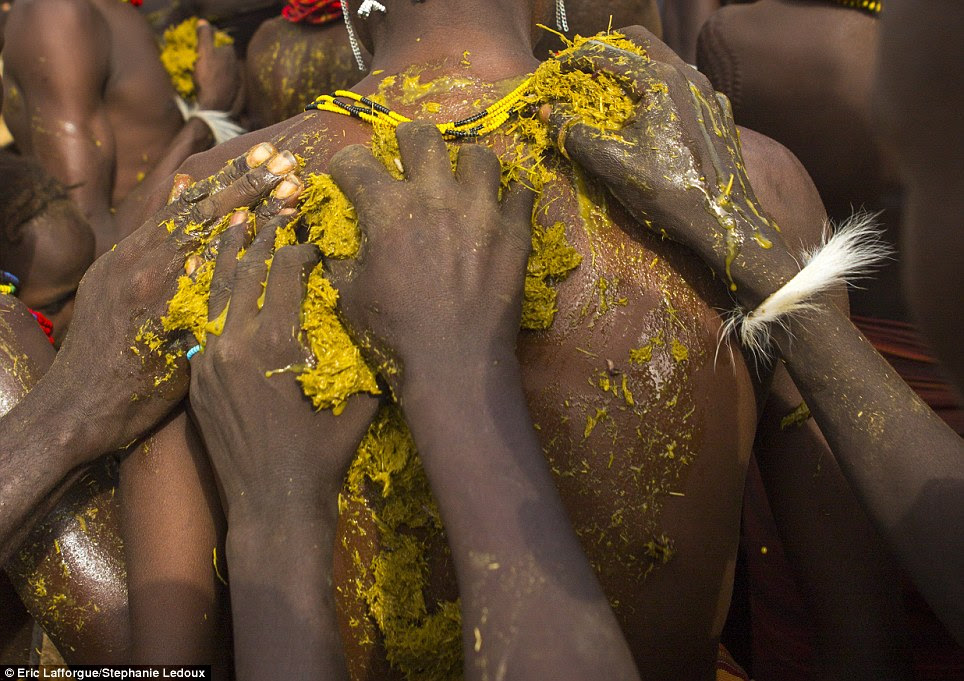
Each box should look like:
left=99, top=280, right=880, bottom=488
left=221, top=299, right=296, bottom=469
left=196, top=19, right=214, bottom=65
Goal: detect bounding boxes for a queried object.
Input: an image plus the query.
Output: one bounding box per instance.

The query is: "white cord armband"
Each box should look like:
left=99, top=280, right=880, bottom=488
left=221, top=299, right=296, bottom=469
left=176, top=97, right=245, bottom=147
left=725, top=211, right=890, bottom=361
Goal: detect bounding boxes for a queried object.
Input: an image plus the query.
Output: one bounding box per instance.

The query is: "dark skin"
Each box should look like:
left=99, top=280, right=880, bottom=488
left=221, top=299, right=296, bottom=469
left=546, top=37, right=964, bottom=644
left=187, top=126, right=641, bottom=680
left=0, top=296, right=131, bottom=663
left=117, top=150, right=303, bottom=671
left=874, top=0, right=964, bottom=394
left=0, top=188, right=96, bottom=346
left=695, top=0, right=904, bottom=321
left=533, top=0, right=663, bottom=60
left=140, top=0, right=285, bottom=54
left=0, top=146, right=295, bottom=672
left=329, top=124, right=642, bottom=681
left=244, top=13, right=361, bottom=129
left=2, top=0, right=242, bottom=254
left=662, top=0, right=721, bottom=63
left=188, top=212, right=375, bottom=681
left=120, top=3, right=901, bottom=678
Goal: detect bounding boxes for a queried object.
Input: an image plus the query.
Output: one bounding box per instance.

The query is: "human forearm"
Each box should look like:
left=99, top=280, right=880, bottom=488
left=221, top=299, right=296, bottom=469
left=401, top=359, right=639, bottom=681
left=0, top=390, right=94, bottom=562
left=226, top=504, right=346, bottom=681
left=774, top=304, right=963, bottom=641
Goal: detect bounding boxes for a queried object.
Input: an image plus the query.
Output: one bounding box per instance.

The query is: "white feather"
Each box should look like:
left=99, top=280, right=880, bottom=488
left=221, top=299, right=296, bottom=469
left=729, top=211, right=891, bottom=362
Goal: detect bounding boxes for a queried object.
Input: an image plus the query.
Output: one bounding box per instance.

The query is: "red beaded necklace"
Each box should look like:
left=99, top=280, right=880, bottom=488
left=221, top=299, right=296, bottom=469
left=282, top=0, right=343, bottom=25
left=0, top=272, right=55, bottom=345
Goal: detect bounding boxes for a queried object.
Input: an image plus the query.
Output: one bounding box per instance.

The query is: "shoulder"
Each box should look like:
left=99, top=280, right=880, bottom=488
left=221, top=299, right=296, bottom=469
left=739, top=126, right=827, bottom=254
left=5, top=0, right=109, bottom=69
left=7, top=0, right=104, bottom=40
left=0, top=296, right=55, bottom=377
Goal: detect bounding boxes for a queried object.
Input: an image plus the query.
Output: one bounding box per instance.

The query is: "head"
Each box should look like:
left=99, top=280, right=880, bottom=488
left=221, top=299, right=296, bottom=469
left=0, top=153, right=96, bottom=345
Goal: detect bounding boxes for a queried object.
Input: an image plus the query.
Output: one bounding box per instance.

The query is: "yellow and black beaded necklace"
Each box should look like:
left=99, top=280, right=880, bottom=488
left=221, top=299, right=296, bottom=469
left=306, top=76, right=534, bottom=140
left=826, top=0, right=881, bottom=16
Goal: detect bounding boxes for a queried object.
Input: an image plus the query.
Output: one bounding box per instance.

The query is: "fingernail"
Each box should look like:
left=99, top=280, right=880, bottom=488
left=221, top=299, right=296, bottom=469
left=279, top=208, right=297, bottom=216
left=198, top=18, right=209, bottom=27
left=272, top=174, right=303, bottom=200
left=229, top=210, right=248, bottom=225
left=267, top=151, right=297, bottom=176
left=168, top=174, right=192, bottom=203
left=184, top=254, right=203, bottom=276
left=247, top=143, right=275, bottom=168
left=538, top=104, right=552, bottom=124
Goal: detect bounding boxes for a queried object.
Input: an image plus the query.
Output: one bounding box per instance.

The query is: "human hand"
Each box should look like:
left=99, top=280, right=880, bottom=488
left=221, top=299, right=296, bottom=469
left=188, top=213, right=379, bottom=525
left=327, top=122, right=534, bottom=393
left=194, top=19, right=242, bottom=114
left=543, top=28, right=798, bottom=306
left=49, top=143, right=299, bottom=464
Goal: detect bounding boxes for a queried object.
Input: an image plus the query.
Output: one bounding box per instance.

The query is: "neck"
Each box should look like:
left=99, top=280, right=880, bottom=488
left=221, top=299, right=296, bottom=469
left=361, top=2, right=540, bottom=84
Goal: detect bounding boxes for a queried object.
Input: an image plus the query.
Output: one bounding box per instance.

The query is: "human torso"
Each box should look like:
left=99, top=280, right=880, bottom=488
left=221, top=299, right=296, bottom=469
left=3, top=0, right=183, bottom=206
left=181, top=65, right=760, bottom=681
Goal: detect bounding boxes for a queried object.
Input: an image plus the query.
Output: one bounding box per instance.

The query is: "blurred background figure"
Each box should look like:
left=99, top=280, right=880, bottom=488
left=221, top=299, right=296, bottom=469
left=695, top=1, right=963, bottom=678
left=2, top=0, right=242, bottom=254
left=245, top=0, right=359, bottom=128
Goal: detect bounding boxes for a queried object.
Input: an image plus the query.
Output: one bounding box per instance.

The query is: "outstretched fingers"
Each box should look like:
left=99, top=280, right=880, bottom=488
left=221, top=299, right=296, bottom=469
left=195, top=18, right=215, bottom=66
left=253, top=172, right=304, bottom=223
left=224, top=216, right=283, bottom=323
left=499, top=181, right=536, bottom=256
left=168, top=174, right=195, bottom=204
left=193, top=150, right=297, bottom=223
left=178, top=142, right=275, bottom=204
left=557, top=41, right=651, bottom=99
left=540, top=102, right=601, bottom=166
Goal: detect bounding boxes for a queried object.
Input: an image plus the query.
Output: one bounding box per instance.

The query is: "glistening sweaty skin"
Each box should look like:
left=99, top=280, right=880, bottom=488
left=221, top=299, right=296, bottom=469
left=128, top=35, right=791, bottom=680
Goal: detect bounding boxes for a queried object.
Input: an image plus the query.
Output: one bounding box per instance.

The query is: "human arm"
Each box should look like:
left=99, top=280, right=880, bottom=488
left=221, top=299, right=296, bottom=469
left=0, top=144, right=293, bottom=562
left=327, top=122, right=641, bottom=681
left=115, top=19, right=245, bottom=242
left=3, top=2, right=241, bottom=253
left=741, top=135, right=911, bottom=679
left=544, top=33, right=963, bottom=641
left=187, top=211, right=378, bottom=681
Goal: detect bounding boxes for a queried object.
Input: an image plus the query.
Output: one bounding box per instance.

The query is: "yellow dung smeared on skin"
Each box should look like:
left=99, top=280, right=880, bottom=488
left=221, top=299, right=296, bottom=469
left=159, top=18, right=234, bottom=100
left=298, top=174, right=361, bottom=257
left=162, top=260, right=215, bottom=345
left=523, top=222, right=582, bottom=329
left=152, top=31, right=664, bottom=678
left=297, top=268, right=380, bottom=414
left=345, top=407, right=462, bottom=679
